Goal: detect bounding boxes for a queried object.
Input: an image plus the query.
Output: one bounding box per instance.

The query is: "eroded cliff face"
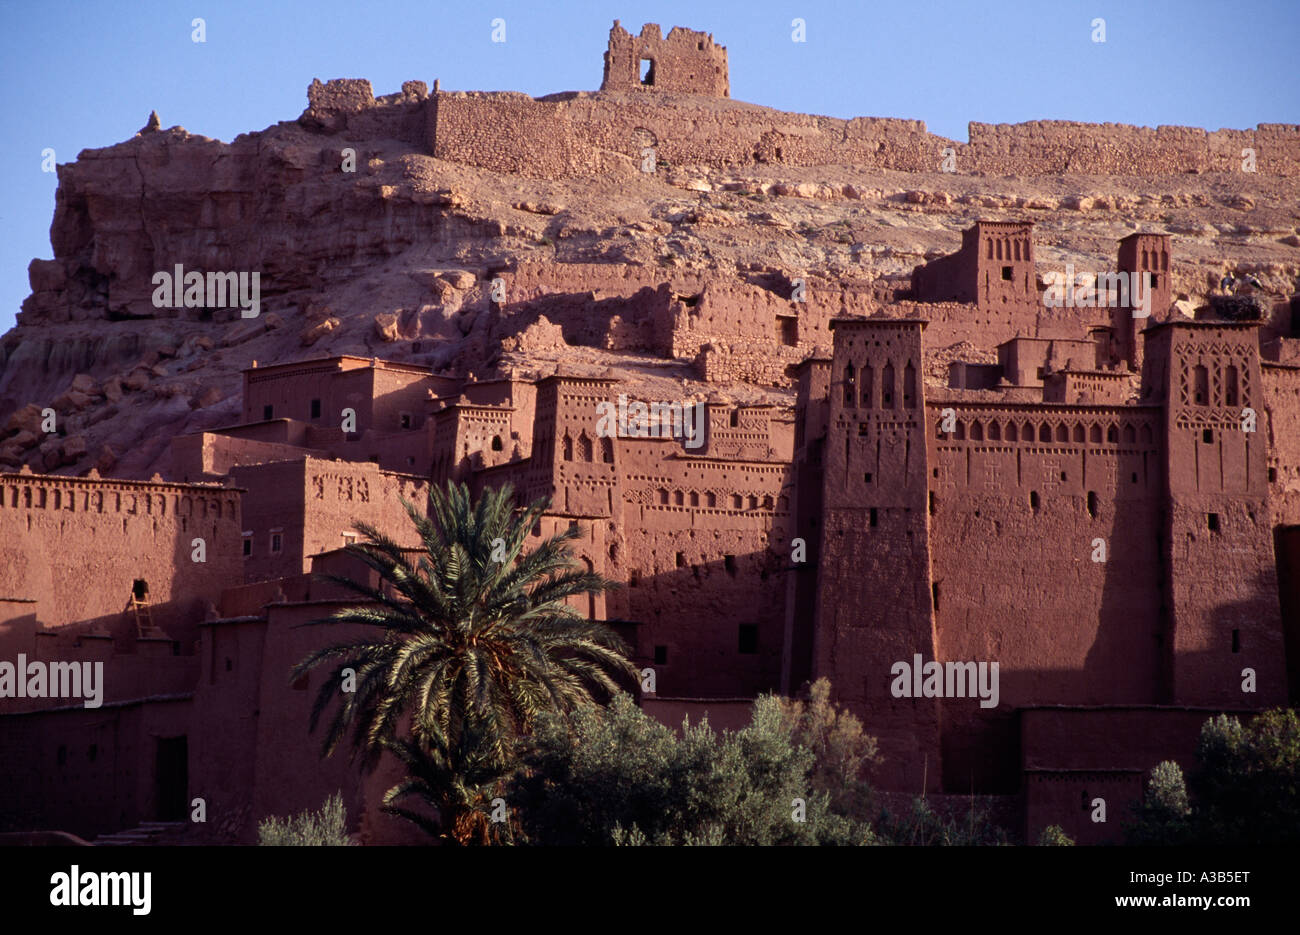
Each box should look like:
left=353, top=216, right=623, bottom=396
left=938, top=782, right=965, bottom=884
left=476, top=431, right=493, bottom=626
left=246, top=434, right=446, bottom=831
left=3, top=84, right=1298, bottom=479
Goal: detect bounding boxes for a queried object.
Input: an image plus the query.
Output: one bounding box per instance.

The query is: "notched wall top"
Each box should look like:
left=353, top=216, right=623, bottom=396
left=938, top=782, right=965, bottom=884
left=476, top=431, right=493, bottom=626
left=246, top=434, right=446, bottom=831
left=601, top=20, right=729, bottom=97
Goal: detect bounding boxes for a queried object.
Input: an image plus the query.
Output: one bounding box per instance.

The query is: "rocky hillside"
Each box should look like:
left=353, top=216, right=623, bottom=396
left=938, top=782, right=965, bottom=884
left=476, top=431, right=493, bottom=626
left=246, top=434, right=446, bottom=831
left=3, top=88, right=1298, bottom=479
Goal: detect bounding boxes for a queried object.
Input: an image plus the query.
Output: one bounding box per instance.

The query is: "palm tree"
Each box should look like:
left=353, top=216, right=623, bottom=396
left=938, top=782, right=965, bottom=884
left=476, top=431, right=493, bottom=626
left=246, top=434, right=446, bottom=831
left=292, top=480, right=636, bottom=844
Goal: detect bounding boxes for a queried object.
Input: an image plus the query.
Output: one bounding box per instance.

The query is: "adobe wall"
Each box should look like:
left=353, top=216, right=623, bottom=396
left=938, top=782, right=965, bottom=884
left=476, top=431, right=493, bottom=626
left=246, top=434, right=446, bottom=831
left=429, top=91, right=943, bottom=179
left=963, top=121, right=1300, bottom=176
left=503, top=260, right=706, bottom=302
left=813, top=320, right=940, bottom=792
left=497, top=263, right=868, bottom=382
left=0, top=697, right=192, bottom=838
left=231, top=457, right=427, bottom=583
left=1262, top=362, right=1300, bottom=527
left=669, top=278, right=859, bottom=360
left=428, top=87, right=1300, bottom=179
left=169, top=431, right=330, bottom=483
left=0, top=472, right=242, bottom=651
left=496, top=285, right=676, bottom=356
left=300, top=77, right=428, bottom=145
left=245, top=601, right=420, bottom=844
left=927, top=402, right=1166, bottom=790
left=1145, top=324, right=1286, bottom=708
left=615, top=444, right=795, bottom=697
left=243, top=357, right=430, bottom=432
left=1, top=631, right=196, bottom=715
left=1020, top=706, right=1252, bottom=844
left=696, top=343, right=803, bottom=385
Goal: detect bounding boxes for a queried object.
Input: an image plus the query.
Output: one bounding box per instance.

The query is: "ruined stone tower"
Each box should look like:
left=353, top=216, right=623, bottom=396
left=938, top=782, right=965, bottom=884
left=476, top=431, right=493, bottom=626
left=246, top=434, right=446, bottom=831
left=600, top=21, right=729, bottom=97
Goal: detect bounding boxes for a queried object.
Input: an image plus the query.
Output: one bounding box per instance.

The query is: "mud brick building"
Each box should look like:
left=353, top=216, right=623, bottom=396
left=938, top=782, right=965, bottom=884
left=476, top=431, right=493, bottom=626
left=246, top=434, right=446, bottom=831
left=3, top=24, right=1299, bottom=846
left=4, top=217, right=1298, bottom=845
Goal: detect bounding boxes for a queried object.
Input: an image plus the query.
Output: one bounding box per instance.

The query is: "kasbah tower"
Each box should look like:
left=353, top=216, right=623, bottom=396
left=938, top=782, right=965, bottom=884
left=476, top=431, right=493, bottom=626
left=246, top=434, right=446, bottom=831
left=2, top=19, right=1299, bottom=845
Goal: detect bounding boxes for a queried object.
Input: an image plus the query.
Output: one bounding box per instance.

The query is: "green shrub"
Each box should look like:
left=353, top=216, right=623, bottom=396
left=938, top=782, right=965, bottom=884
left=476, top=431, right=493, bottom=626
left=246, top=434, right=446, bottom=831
left=509, top=690, right=876, bottom=845
left=874, top=795, right=1009, bottom=846
left=1037, top=824, right=1074, bottom=846
left=1126, top=708, right=1300, bottom=845
left=258, top=792, right=353, bottom=846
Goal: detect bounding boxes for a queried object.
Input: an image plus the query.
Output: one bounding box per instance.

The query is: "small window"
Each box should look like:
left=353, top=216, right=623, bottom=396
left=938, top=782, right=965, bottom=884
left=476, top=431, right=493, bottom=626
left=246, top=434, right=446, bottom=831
left=1030, top=491, right=1040, bottom=512
left=738, top=624, right=758, bottom=654
left=929, top=491, right=936, bottom=515
left=1231, top=629, right=1240, bottom=654
left=342, top=532, right=357, bottom=547
left=1208, top=513, right=1220, bottom=533
left=1036, top=367, right=1045, bottom=380
left=270, top=529, right=283, bottom=554
left=730, top=410, right=739, bottom=427
left=1002, top=266, right=1013, bottom=281
left=263, top=404, right=273, bottom=421
left=654, top=645, right=668, bottom=665
left=870, top=507, right=878, bottom=527
left=491, top=435, right=503, bottom=451
left=310, top=399, right=321, bottom=419
left=1150, top=274, right=1159, bottom=289
left=676, top=552, right=686, bottom=568
left=1269, top=467, right=1278, bottom=483
left=242, top=535, right=252, bottom=557
left=724, top=555, right=737, bottom=576
left=57, top=745, right=66, bottom=767
left=1087, top=491, right=1098, bottom=518
left=932, top=582, right=940, bottom=612
left=88, top=744, right=98, bottom=763
left=400, top=413, right=412, bottom=430
left=864, top=472, right=873, bottom=484
left=1203, top=429, right=1213, bottom=444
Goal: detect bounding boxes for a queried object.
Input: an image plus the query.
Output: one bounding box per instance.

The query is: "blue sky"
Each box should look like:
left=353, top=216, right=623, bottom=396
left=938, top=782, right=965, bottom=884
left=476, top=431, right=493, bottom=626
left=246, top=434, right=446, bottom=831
left=1, top=0, right=1297, bottom=334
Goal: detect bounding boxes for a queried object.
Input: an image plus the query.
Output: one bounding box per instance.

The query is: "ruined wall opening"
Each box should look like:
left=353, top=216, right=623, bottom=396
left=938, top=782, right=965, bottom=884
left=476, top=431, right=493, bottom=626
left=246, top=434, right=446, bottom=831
left=640, top=58, right=654, bottom=85
left=778, top=316, right=798, bottom=347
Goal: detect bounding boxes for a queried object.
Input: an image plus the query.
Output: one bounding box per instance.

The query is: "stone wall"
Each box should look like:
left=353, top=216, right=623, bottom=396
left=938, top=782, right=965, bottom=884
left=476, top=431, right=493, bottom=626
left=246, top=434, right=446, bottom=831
left=428, top=87, right=1300, bottom=178
left=927, top=402, right=1166, bottom=790
left=963, top=120, right=1300, bottom=176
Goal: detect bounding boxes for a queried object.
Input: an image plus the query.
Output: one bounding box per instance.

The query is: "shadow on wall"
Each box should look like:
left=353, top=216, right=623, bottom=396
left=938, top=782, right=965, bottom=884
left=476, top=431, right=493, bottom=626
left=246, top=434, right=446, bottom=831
left=610, top=541, right=793, bottom=700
